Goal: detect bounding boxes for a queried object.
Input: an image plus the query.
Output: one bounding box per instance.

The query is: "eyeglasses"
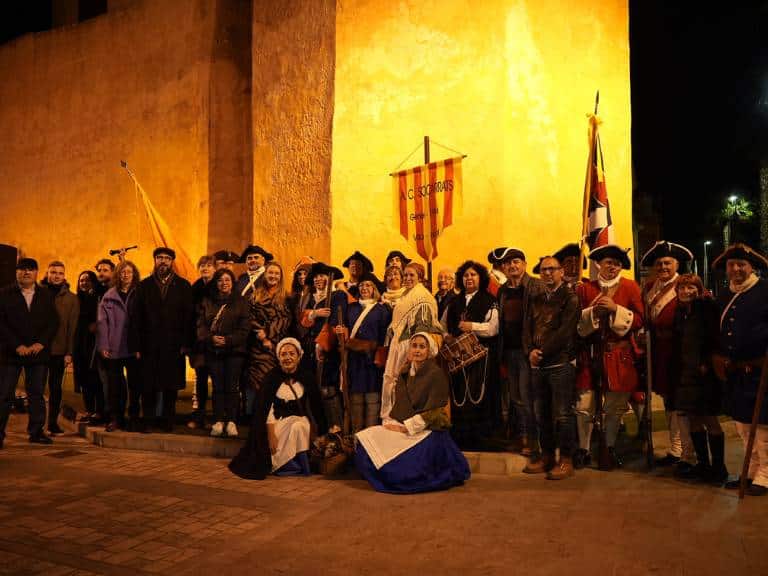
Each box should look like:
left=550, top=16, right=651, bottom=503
left=539, top=266, right=562, bottom=273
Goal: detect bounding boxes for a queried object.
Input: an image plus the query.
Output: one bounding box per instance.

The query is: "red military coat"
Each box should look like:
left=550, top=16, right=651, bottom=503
left=643, top=278, right=678, bottom=397
left=576, top=277, right=645, bottom=393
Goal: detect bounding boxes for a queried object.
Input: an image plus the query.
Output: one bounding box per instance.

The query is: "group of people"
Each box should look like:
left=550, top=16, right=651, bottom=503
left=0, top=237, right=766, bottom=496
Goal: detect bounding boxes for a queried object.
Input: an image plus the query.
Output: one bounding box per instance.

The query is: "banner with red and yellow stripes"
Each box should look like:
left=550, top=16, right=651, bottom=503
left=392, top=157, right=463, bottom=262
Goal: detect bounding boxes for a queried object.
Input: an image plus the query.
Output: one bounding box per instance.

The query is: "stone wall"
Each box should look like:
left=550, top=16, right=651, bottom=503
left=331, top=0, right=633, bottom=276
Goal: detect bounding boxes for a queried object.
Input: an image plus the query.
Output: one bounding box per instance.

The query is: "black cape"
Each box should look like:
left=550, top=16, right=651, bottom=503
left=229, top=366, right=327, bottom=480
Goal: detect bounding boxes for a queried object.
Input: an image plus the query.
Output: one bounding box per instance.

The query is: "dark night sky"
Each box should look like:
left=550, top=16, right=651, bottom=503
left=2, top=1, right=768, bottom=259
left=630, top=0, right=768, bottom=256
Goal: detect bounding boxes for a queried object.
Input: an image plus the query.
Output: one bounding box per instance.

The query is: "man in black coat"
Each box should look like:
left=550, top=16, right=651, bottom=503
left=131, top=248, right=194, bottom=432
left=0, top=258, right=59, bottom=446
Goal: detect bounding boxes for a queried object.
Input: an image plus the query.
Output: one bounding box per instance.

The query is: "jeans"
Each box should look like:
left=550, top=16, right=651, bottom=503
left=47, top=355, right=65, bottom=428
left=0, top=363, right=48, bottom=438
left=208, top=355, right=243, bottom=423
left=194, top=366, right=210, bottom=420
left=503, top=348, right=535, bottom=438
left=531, top=363, right=576, bottom=457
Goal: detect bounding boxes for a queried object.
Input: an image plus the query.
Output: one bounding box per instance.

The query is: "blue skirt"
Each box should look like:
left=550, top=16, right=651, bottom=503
left=355, top=430, right=470, bottom=494
left=274, top=451, right=312, bottom=476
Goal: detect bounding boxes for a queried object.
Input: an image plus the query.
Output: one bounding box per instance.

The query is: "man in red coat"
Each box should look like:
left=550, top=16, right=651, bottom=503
left=640, top=241, right=695, bottom=471
left=575, top=245, right=644, bottom=469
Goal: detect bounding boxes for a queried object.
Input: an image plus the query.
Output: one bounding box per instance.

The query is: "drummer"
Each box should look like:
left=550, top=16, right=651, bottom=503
left=441, top=260, right=499, bottom=450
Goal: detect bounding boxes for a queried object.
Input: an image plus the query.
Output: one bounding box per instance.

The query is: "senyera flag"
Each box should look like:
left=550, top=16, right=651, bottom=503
left=580, top=113, right=614, bottom=278
left=392, top=157, right=463, bottom=262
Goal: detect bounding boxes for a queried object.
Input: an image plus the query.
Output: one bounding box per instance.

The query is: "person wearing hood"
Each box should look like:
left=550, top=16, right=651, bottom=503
left=197, top=268, right=250, bottom=438
left=229, top=337, right=326, bottom=479
left=41, top=261, right=79, bottom=435
left=355, top=332, right=470, bottom=493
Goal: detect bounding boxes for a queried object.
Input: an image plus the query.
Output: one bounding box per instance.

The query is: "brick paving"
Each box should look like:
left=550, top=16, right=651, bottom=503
left=1, top=411, right=767, bottom=575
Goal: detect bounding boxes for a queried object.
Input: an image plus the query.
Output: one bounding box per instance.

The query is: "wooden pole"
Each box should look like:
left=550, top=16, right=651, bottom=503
left=424, top=135, right=433, bottom=292
left=739, top=354, right=768, bottom=499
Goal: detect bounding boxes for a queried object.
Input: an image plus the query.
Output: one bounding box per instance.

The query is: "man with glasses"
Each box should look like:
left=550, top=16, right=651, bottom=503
left=0, top=258, right=59, bottom=446
left=522, top=255, right=580, bottom=479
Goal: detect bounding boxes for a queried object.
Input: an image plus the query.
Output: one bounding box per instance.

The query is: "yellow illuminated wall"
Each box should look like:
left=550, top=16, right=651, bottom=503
left=331, top=0, right=632, bottom=276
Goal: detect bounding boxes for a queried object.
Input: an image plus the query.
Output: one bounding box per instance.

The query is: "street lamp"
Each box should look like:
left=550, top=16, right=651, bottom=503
left=703, top=240, right=712, bottom=288
left=729, top=194, right=738, bottom=203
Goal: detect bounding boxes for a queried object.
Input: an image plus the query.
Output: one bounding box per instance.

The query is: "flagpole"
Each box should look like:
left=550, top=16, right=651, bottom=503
left=424, top=135, right=433, bottom=292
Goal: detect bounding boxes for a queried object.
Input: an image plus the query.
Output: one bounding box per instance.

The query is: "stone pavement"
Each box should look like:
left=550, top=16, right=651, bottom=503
left=1, top=412, right=767, bottom=576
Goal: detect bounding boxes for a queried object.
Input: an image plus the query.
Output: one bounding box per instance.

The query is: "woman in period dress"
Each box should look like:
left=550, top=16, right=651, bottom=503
left=229, top=338, right=327, bottom=480
left=381, top=265, right=406, bottom=309
left=334, top=272, right=391, bottom=432
left=381, top=262, right=443, bottom=423
left=441, top=260, right=499, bottom=449
left=355, top=332, right=470, bottom=493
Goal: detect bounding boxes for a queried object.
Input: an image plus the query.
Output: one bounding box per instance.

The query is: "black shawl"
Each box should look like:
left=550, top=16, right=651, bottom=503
left=389, top=358, right=449, bottom=423
left=229, top=366, right=327, bottom=480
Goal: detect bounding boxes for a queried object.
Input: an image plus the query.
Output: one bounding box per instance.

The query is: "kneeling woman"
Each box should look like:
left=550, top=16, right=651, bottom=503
left=355, top=333, right=470, bottom=494
left=229, top=338, right=326, bottom=480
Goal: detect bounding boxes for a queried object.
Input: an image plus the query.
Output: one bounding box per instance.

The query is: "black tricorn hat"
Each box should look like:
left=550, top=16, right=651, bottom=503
left=153, top=247, right=176, bottom=259
left=239, top=245, right=273, bottom=263
left=533, top=243, right=586, bottom=274
left=357, top=271, right=385, bottom=293
left=640, top=241, right=693, bottom=267
left=487, top=247, right=525, bottom=264
left=213, top=250, right=239, bottom=263
left=588, top=244, right=632, bottom=270
left=342, top=251, right=374, bottom=273
left=385, top=250, right=411, bottom=267
left=306, top=262, right=344, bottom=286
left=711, top=243, right=768, bottom=270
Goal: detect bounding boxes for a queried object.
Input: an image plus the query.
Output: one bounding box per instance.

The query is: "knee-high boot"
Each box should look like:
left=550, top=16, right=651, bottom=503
left=707, top=432, right=728, bottom=484
left=681, top=430, right=710, bottom=480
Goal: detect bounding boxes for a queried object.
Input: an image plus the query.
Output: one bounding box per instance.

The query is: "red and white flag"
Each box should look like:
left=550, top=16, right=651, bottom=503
left=581, top=113, right=614, bottom=277
left=392, top=157, right=463, bottom=262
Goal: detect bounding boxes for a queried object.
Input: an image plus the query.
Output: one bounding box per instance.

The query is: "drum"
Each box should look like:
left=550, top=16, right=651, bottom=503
left=439, top=332, right=488, bottom=374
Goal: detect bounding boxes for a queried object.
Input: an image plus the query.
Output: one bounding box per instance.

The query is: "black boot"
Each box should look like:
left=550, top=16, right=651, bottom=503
left=679, top=430, right=710, bottom=481
left=706, top=433, right=728, bottom=485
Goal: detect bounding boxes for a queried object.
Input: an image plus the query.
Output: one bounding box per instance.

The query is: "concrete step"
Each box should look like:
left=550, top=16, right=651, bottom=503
left=61, top=403, right=529, bottom=476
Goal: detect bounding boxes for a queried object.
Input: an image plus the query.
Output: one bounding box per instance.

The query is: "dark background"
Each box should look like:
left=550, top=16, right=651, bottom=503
left=2, top=0, right=768, bottom=263
left=630, top=0, right=768, bottom=260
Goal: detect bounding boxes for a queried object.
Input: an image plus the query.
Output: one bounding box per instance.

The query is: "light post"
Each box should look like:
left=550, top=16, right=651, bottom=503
left=725, top=195, right=738, bottom=246
left=703, top=240, right=712, bottom=288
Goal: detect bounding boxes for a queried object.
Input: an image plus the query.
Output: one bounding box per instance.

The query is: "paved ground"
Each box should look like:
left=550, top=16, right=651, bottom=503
left=1, top=410, right=767, bottom=576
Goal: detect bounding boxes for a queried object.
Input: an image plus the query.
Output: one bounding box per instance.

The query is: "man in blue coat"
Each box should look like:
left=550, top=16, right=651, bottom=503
left=712, top=244, right=768, bottom=496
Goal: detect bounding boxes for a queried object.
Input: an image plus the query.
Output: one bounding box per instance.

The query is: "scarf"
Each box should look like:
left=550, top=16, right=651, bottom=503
left=597, top=274, right=621, bottom=291
left=388, top=283, right=442, bottom=343
left=729, top=272, right=759, bottom=294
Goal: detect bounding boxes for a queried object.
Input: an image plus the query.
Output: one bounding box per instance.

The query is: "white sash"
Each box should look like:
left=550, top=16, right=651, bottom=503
left=349, top=302, right=376, bottom=340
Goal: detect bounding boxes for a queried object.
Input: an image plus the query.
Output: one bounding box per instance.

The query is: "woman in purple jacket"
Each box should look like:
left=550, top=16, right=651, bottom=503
left=97, top=261, right=144, bottom=432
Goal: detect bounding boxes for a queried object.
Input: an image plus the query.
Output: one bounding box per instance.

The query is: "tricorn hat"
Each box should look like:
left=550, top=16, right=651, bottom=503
left=533, top=243, right=586, bottom=274
left=711, top=243, right=768, bottom=270
left=487, top=247, right=525, bottom=264
left=342, top=251, right=374, bottom=273
left=385, top=250, right=411, bottom=267
left=213, top=250, right=239, bottom=263
left=239, top=245, right=273, bottom=264
left=306, top=262, right=344, bottom=286
left=640, top=241, right=693, bottom=267
left=293, top=256, right=317, bottom=273
left=588, top=244, right=632, bottom=270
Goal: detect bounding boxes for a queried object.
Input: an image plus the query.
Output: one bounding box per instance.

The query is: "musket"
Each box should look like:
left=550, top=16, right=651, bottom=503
left=643, top=329, right=655, bottom=470
left=337, top=305, right=351, bottom=435
left=739, top=354, right=768, bottom=500
left=315, top=272, right=335, bottom=395
left=593, top=290, right=612, bottom=471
